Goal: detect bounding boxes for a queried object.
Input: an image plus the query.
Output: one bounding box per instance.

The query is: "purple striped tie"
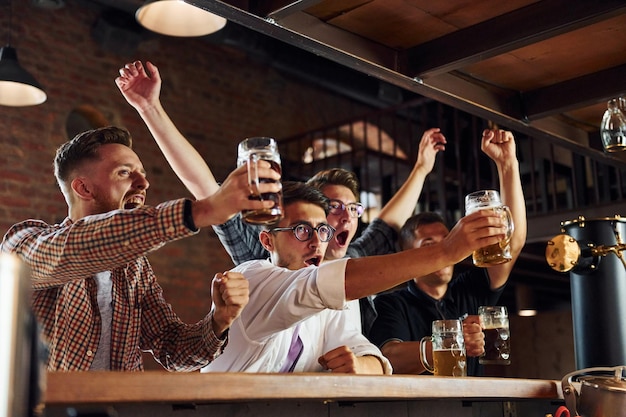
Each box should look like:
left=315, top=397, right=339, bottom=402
left=279, top=324, right=303, bottom=373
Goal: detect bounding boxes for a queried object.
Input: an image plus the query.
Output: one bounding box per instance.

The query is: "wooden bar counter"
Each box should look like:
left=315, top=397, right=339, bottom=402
left=44, top=372, right=564, bottom=417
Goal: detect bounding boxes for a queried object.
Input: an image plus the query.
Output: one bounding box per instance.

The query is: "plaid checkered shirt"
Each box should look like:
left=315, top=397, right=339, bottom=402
left=1, top=198, right=227, bottom=371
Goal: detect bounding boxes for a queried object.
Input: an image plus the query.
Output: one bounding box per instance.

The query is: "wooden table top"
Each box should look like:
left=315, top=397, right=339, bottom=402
left=45, top=372, right=563, bottom=405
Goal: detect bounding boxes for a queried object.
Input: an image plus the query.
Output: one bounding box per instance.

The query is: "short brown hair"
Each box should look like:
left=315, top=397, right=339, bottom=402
left=54, top=126, right=133, bottom=189
left=282, top=180, right=329, bottom=212
left=266, top=181, right=329, bottom=229
left=399, top=212, right=447, bottom=250
left=306, top=168, right=359, bottom=199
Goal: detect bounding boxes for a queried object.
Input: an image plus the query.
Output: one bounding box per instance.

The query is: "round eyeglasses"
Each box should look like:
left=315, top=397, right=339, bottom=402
left=271, top=223, right=335, bottom=242
left=328, top=199, right=364, bottom=218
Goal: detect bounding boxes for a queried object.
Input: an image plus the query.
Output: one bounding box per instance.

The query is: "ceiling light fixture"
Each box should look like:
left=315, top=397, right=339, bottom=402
left=0, top=2, right=46, bottom=107
left=136, top=0, right=227, bottom=37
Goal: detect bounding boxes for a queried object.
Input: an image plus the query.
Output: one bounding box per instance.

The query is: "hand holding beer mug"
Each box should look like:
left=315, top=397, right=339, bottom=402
left=478, top=306, right=511, bottom=365
left=420, top=319, right=467, bottom=377
left=465, top=190, right=514, bottom=267
left=237, top=137, right=283, bottom=225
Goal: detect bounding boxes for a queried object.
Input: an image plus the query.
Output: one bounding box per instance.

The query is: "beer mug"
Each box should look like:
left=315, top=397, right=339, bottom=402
left=237, top=137, right=283, bottom=225
left=464, top=189, right=514, bottom=267
left=419, top=319, right=467, bottom=377
left=478, top=306, right=511, bottom=365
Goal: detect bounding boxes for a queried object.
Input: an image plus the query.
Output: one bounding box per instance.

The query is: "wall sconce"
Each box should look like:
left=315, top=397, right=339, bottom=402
left=136, top=0, right=227, bottom=37
left=0, top=1, right=47, bottom=107
left=600, top=97, right=626, bottom=152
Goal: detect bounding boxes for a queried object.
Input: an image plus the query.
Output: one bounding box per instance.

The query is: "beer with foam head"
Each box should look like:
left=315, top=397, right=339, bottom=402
left=420, top=319, right=466, bottom=377
left=465, top=190, right=514, bottom=267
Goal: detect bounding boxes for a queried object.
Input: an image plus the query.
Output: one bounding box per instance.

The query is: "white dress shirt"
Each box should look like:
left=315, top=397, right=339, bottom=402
left=201, top=258, right=392, bottom=374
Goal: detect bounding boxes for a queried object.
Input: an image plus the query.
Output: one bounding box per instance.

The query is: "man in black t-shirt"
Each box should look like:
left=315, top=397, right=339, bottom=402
left=369, top=129, right=527, bottom=376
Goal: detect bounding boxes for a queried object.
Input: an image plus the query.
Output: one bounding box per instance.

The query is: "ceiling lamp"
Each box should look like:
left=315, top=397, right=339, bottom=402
left=1, top=0, right=47, bottom=107
left=0, top=46, right=47, bottom=107
left=136, top=0, right=227, bottom=37
left=600, top=97, right=626, bottom=152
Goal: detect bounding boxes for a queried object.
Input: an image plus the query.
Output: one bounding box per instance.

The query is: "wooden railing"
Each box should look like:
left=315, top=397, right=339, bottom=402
left=278, top=99, right=626, bottom=229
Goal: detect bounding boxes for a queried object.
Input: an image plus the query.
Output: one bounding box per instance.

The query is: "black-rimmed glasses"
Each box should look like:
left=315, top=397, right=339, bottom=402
left=271, top=223, right=335, bottom=242
left=328, top=199, right=364, bottom=218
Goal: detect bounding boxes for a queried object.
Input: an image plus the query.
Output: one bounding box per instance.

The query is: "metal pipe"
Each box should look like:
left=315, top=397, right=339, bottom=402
left=563, top=217, right=626, bottom=369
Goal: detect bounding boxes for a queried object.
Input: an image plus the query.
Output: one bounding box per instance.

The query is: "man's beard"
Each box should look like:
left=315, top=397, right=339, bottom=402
left=91, top=187, right=123, bottom=214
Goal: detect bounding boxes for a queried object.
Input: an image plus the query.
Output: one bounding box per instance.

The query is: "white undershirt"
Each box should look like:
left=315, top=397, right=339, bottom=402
left=90, top=271, right=112, bottom=370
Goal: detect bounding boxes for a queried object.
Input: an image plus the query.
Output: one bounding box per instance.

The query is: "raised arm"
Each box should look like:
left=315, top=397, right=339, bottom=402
left=344, top=209, right=507, bottom=300
left=376, top=127, right=446, bottom=231
left=481, top=129, right=527, bottom=289
left=115, top=60, right=219, bottom=199
left=116, top=61, right=270, bottom=264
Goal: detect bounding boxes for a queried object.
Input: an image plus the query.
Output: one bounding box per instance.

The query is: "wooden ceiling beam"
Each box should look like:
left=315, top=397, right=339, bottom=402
left=405, top=0, right=626, bottom=79
left=521, top=64, right=626, bottom=120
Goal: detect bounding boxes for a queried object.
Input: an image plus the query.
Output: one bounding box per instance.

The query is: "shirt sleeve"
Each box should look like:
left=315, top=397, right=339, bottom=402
left=212, top=213, right=268, bottom=265
left=369, top=292, right=411, bottom=348
left=347, top=218, right=398, bottom=258
left=234, top=258, right=349, bottom=341
left=140, top=269, right=227, bottom=371
left=323, top=308, right=393, bottom=375
left=1, top=199, right=197, bottom=289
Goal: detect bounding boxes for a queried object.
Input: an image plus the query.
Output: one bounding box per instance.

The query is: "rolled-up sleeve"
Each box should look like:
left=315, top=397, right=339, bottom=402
left=314, top=258, right=349, bottom=310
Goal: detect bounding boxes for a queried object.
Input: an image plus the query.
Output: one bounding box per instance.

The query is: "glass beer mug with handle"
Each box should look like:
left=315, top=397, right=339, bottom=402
left=478, top=306, right=511, bottom=365
left=237, top=137, right=283, bottom=225
left=464, top=190, right=514, bottom=267
left=419, top=319, right=467, bottom=377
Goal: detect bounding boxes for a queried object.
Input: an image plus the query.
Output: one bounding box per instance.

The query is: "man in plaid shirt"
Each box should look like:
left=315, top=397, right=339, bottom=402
left=1, top=126, right=280, bottom=371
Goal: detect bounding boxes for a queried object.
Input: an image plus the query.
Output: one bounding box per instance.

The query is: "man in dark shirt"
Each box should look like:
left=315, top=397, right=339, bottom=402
left=369, top=129, right=526, bottom=376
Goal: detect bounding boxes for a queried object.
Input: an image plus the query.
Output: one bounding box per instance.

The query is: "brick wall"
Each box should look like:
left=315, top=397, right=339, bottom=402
left=0, top=0, right=364, bottom=369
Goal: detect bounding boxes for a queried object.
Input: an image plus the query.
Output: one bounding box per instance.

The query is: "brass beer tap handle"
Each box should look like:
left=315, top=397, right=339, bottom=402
left=592, top=243, right=626, bottom=269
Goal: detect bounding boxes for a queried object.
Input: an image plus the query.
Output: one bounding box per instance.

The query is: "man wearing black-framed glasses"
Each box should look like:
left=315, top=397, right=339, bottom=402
left=271, top=222, right=336, bottom=243
left=327, top=200, right=365, bottom=219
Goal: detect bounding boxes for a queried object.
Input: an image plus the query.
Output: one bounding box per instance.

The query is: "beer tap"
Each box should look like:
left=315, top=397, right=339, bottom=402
left=599, top=224, right=626, bottom=268
left=546, top=216, right=626, bottom=272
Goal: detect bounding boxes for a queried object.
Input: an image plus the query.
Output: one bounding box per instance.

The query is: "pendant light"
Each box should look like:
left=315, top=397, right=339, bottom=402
left=136, top=0, right=227, bottom=37
left=0, top=1, right=47, bottom=107
left=600, top=97, right=626, bottom=152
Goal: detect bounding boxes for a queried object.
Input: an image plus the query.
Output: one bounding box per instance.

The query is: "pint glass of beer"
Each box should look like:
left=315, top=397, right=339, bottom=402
left=419, top=319, right=467, bottom=377
left=464, top=190, right=514, bottom=267
left=237, top=137, right=283, bottom=225
left=478, top=306, right=511, bottom=365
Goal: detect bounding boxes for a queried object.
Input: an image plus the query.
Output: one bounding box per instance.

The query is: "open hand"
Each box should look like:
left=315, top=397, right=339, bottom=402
left=415, top=127, right=446, bottom=175
left=115, top=60, right=161, bottom=111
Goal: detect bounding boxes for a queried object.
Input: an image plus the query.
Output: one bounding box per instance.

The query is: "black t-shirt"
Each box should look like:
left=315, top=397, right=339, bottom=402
left=369, top=268, right=505, bottom=376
